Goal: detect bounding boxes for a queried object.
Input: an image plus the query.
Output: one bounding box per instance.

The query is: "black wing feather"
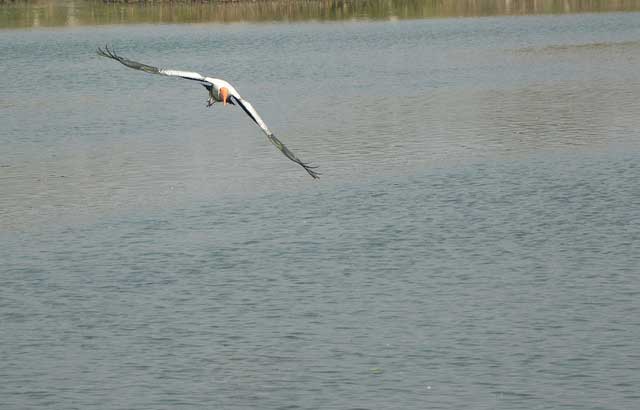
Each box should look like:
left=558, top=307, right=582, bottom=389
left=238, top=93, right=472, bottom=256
left=97, top=45, right=161, bottom=75
left=267, top=133, right=320, bottom=179
left=232, top=96, right=319, bottom=179
left=97, top=44, right=205, bottom=82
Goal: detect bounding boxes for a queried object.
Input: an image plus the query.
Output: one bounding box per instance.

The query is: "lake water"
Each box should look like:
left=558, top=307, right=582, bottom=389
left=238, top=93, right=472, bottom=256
left=2, top=6, right=640, bottom=410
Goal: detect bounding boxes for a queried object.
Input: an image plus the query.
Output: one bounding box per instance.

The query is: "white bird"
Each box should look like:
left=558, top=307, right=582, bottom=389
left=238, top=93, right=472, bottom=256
left=97, top=45, right=319, bottom=179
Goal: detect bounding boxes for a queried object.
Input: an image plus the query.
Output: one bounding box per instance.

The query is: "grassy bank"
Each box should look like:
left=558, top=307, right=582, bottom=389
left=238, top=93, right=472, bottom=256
left=1, top=0, right=640, bottom=29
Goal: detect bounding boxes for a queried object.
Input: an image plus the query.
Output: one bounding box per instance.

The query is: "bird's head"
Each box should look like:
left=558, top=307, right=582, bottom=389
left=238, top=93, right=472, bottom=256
left=219, top=87, right=229, bottom=106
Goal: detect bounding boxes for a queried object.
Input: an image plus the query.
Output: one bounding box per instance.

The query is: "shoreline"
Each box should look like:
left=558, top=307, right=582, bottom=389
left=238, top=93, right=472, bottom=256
left=2, top=0, right=640, bottom=29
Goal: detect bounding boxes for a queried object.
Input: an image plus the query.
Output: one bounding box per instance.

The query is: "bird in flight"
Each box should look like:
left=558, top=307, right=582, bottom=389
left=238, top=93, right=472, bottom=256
left=97, top=45, right=319, bottom=179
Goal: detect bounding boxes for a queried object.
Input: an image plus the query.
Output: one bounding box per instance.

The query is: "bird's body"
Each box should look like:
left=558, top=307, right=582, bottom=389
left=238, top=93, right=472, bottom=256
left=202, top=78, right=238, bottom=105
left=97, top=46, right=319, bottom=179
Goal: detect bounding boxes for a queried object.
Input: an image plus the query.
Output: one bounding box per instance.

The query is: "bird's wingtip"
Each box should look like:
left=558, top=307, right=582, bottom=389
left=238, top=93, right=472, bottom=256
left=303, top=163, right=321, bottom=179
left=96, top=44, right=117, bottom=59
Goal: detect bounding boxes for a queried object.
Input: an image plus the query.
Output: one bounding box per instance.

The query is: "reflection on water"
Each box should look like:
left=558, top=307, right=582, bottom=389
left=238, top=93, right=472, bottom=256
left=2, top=0, right=640, bottom=28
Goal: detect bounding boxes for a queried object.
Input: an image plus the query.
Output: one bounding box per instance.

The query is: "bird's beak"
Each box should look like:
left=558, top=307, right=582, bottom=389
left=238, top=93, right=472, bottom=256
left=220, top=87, right=229, bottom=106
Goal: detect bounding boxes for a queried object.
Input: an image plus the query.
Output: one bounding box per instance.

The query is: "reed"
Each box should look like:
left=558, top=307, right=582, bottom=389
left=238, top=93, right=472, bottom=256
left=2, top=0, right=639, bottom=29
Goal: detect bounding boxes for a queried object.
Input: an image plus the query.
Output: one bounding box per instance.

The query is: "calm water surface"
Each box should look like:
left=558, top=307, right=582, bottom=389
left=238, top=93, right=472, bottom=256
left=2, top=11, right=640, bottom=410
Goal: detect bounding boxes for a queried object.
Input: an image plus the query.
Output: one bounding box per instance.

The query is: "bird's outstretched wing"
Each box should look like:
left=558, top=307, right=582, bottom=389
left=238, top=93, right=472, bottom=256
left=232, top=96, right=320, bottom=179
left=98, top=45, right=319, bottom=179
left=97, top=45, right=206, bottom=82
